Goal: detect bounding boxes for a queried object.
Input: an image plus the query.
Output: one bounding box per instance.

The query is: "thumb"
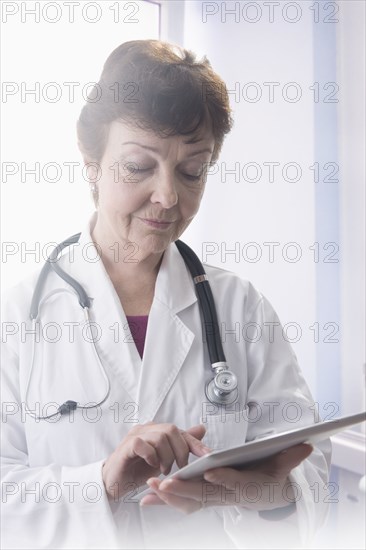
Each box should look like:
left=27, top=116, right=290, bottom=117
left=183, top=424, right=212, bottom=457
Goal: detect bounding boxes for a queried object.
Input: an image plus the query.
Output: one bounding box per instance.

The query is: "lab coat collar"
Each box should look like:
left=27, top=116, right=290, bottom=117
left=153, top=234, right=198, bottom=314
left=63, top=211, right=198, bottom=421
left=74, top=211, right=198, bottom=314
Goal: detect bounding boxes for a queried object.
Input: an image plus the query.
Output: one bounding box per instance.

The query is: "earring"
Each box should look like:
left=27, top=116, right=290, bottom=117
left=89, top=183, right=99, bottom=208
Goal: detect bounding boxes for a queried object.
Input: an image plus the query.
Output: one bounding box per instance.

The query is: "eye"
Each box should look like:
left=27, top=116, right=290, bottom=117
left=124, top=162, right=153, bottom=174
left=180, top=160, right=208, bottom=183
left=181, top=173, right=202, bottom=182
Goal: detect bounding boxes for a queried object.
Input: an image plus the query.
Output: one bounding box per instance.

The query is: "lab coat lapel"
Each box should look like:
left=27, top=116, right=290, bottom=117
left=136, top=243, right=197, bottom=423
left=64, top=213, right=142, bottom=404
left=64, top=213, right=198, bottom=417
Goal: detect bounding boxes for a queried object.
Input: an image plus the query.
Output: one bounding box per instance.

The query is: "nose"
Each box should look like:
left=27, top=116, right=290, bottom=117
left=150, top=169, right=178, bottom=209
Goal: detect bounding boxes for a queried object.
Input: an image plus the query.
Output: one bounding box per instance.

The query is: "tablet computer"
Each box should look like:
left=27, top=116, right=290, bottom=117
left=136, top=411, right=366, bottom=499
left=173, top=411, right=366, bottom=480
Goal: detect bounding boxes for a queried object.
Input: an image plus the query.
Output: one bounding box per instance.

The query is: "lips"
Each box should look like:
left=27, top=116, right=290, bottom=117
left=139, top=217, right=175, bottom=229
left=145, top=218, right=174, bottom=224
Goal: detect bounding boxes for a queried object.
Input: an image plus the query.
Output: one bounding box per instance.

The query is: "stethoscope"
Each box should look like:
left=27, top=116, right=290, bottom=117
left=26, top=234, right=238, bottom=420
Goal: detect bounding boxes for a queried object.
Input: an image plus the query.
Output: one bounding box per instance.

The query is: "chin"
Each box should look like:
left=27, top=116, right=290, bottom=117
left=140, top=233, right=173, bottom=256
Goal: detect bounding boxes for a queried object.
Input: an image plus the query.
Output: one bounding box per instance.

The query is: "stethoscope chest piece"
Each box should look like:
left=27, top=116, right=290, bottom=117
left=205, top=370, right=238, bottom=405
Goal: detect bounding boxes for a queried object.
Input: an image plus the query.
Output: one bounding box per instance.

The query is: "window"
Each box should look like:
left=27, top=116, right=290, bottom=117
left=1, top=0, right=160, bottom=290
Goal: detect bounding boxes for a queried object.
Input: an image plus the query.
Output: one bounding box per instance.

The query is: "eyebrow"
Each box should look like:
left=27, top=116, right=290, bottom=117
left=121, top=141, right=213, bottom=157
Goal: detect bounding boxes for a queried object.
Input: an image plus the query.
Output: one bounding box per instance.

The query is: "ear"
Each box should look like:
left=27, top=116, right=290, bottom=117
left=82, top=156, right=100, bottom=183
left=77, top=140, right=94, bottom=167
left=81, top=153, right=93, bottom=168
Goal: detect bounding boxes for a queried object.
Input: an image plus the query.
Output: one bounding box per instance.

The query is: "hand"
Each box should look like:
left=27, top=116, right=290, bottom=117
left=102, top=422, right=211, bottom=500
left=141, top=443, right=313, bottom=514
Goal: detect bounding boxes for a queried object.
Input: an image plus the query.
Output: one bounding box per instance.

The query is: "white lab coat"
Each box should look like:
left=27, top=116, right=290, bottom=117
left=1, top=212, right=331, bottom=550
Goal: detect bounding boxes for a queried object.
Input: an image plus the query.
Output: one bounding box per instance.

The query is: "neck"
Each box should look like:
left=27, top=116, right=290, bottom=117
left=90, top=219, right=164, bottom=284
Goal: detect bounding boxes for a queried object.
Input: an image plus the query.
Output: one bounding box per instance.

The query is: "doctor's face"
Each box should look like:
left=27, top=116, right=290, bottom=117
left=93, top=120, right=215, bottom=258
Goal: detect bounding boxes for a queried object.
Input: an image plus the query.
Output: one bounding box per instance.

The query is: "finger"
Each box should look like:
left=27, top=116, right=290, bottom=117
left=158, top=478, right=202, bottom=500
left=147, top=479, right=203, bottom=515
left=131, top=423, right=190, bottom=471
left=155, top=489, right=202, bottom=514
left=202, top=466, right=265, bottom=498
left=157, top=476, right=224, bottom=507
left=182, top=425, right=212, bottom=457
left=140, top=493, right=166, bottom=506
left=203, top=467, right=243, bottom=489
left=152, top=477, right=232, bottom=507
left=204, top=444, right=313, bottom=483
left=185, top=424, right=206, bottom=440
left=159, top=424, right=191, bottom=470
left=148, top=432, right=177, bottom=475
left=263, top=444, right=313, bottom=476
left=128, top=438, right=160, bottom=469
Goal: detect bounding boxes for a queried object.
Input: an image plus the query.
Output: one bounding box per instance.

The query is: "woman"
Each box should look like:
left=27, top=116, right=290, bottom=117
left=1, top=40, right=330, bottom=549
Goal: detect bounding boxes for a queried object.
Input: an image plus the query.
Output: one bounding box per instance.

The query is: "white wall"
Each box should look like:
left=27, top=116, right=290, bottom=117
left=337, top=2, right=366, bottom=419
left=181, top=0, right=319, bottom=394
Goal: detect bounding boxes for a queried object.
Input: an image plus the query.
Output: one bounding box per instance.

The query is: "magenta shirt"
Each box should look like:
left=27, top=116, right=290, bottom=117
left=126, top=316, right=149, bottom=359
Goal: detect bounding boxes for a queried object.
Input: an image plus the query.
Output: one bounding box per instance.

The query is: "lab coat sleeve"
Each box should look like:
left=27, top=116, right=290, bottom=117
left=1, top=298, right=120, bottom=550
left=221, top=292, right=332, bottom=548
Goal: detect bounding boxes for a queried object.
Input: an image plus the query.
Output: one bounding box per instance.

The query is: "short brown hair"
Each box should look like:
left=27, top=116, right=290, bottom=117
left=77, top=40, right=233, bottom=166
